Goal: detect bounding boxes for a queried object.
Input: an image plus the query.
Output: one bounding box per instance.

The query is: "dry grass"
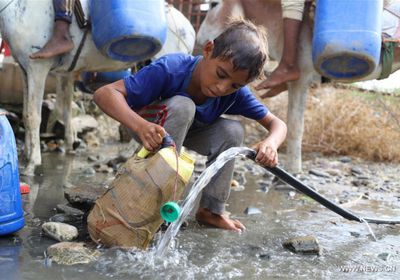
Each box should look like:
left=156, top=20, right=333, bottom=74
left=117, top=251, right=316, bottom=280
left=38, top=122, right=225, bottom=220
left=253, top=83, right=400, bottom=162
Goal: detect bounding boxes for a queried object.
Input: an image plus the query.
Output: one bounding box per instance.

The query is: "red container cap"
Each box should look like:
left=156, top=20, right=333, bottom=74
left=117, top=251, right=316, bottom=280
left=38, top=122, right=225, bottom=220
left=20, top=183, right=30, bottom=194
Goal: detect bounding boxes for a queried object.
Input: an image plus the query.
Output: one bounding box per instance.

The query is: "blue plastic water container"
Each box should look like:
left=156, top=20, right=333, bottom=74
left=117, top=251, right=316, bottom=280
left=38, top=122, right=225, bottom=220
left=90, top=0, right=167, bottom=62
left=312, top=0, right=383, bottom=81
left=0, top=115, right=25, bottom=235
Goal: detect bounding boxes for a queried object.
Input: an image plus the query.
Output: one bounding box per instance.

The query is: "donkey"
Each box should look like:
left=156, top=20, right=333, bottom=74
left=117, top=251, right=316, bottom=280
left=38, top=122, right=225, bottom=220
left=0, top=0, right=195, bottom=174
left=197, top=0, right=400, bottom=173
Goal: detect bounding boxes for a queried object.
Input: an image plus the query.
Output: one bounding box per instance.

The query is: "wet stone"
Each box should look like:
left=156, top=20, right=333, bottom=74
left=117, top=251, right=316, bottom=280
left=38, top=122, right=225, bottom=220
left=107, top=155, right=128, bottom=169
left=56, top=204, right=85, bottom=217
left=83, top=167, right=96, bottom=176
left=296, top=174, right=310, bottom=181
left=325, top=168, right=341, bottom=177
left=377, top=252, right=391, bottom=261
left=55, top=146, right=65, bottom=153
left=49, top=213, right=81, bottom=224
left=94, top=163, right=113, bottom=173
left=351, top=179, right=371, bottom=187
left=64, top=185, right=107, bottom=209
left=257, top=253, right=271, bottom=260
left=231, top=179, right=239, bottom=188
left=339, top=156, right=352, bottom=163
left=258, top=185, right=269, bottom=193
left=351, top=166, right=364, bottom=175
left=282, top=236, right=321, bottom=255
left=46, top=242, right=101, bottom=265
left=309, top=169, right=331, bottom=178
left=28, top=217, right=42, bottom=227
left=87, top=155, right=99, bottom=162
left=42, top=222, right=78, bottom=242
left=233, top=170, right=247, bottom=185
left=244, top=207, right=262, bottom=215
left=271, top=177, right=292, bottom=190
left=350, top=231, right=361, bottom=238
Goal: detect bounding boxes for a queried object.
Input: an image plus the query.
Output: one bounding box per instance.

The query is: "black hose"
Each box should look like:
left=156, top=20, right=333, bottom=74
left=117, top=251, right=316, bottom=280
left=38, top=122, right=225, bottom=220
left=243, top=149, right=400, bottom=225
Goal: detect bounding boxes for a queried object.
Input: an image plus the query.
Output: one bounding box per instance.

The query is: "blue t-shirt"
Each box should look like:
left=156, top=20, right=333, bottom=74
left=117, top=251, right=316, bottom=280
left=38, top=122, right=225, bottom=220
left=123, top=53, right=268, bottom=124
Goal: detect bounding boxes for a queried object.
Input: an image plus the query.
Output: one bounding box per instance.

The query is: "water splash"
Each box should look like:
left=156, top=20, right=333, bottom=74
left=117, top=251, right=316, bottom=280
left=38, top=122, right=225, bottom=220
left=360, top=218, right=377, bottom=241
left=155, top=147, right=255, bottom=256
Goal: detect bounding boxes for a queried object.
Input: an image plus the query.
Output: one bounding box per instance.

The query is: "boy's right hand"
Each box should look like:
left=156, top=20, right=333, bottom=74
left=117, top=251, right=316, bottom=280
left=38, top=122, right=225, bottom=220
left=136, top=120, right=166, bottom=152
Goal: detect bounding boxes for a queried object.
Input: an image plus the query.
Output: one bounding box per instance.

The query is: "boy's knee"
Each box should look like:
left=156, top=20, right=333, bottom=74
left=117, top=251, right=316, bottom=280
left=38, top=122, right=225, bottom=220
left=167, top=96, right=196, bottom=120
left=220, top=120, right=244, bottom=146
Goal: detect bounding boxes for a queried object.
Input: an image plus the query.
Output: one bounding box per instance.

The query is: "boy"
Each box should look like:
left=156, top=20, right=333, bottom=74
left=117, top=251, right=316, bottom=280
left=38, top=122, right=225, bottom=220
left=93, top=19, right=287, bottom=233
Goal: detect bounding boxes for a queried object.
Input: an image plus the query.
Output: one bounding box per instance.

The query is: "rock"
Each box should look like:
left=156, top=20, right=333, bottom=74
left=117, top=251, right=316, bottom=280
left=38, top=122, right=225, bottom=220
left=94, top=163, right=113, bottom=173
left=288, top=191, right=296, bottom=198
left=49, top=214, right=81, bottom=224
left=56, top=204, right=85, bottom=217
left=309, top=169, right=331, bottom=178
left=233, top=170, right=247, bottom=185
left=71, top=114, right=98, bottom=134
left=46, top=242, right=101, bottom=265
left=339, top=156, right=352, bottom=163
left=270, top=176, right=296, bottom=191
left=325, top=168, right=341, bottom=176
left=351, top=179, right=371, bottom=187
left=257, top=184, right=269, bottom=193
left=351, top=166, right=363, bottom=176
left=231, top=179, right=239, bottom=188
left=83, top=167, right=96, bottom=176
left=244, top=207, right=262, bottom=215
left=231, top=179, right=245, bottom=191
left=377, top=252, right=391, bottom=261
left=83, top=131, right=100, bottom=148
left=350, top=231, right=361, bottom=238
left=87, top=155, right=99, bottom=162
left=42, top=222, right=78, bottom=242
left=232, top=185, right=245, bottom=192
left=258, top=253, right=271, bottom=260
left=64, top=185, right=106, bottom=209
left=282, top=236, right=321, bottom=255
left=107, top=155, right=128, bottom=169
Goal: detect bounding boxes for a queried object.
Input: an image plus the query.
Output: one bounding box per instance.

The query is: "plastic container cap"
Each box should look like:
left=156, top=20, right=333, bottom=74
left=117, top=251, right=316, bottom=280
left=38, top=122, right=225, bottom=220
left=160, top=201, right=180, bottom=223
left=20, top=183, right=30, bottom=194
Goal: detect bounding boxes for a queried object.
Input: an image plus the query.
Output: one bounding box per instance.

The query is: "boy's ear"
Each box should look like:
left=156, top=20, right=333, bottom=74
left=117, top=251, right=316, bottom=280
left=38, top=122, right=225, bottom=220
left=203, top=40, right=215, bottom=59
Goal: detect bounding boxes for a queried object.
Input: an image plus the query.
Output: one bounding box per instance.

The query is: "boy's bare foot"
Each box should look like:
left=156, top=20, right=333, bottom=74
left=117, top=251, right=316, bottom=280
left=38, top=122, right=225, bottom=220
left=30, top=21, right=74, bottom=59
left=196, top=207, right=246, bottom=233
left=255, top=62, right=300, bottom=95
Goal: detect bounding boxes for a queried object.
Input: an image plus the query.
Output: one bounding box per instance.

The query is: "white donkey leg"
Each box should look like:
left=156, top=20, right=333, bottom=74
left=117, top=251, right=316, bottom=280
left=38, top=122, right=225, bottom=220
left=55, top=74, right=75, bottom=151
left=22, top=68, right=48, bottom=175
left=286, top=76, right=311, bottom=173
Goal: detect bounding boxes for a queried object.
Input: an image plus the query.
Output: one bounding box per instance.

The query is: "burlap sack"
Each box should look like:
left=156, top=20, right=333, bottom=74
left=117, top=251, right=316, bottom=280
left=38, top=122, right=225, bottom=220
left=87, top=148, right=193, bottom=249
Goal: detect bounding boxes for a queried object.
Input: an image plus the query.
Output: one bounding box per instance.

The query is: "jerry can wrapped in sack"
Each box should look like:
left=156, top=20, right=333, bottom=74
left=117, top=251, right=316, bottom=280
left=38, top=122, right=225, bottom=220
left=87, top=140, right=194, bottom=249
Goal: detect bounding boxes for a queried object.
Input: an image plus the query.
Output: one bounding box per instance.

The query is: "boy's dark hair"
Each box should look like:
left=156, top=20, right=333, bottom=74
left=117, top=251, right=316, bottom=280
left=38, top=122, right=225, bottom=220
left=211, top=18, right=268, bottom=82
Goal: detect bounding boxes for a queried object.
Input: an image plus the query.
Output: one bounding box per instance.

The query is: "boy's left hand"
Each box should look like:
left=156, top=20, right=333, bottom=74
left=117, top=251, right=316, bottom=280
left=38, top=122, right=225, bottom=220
left=252, top=140, right=278, bottom=167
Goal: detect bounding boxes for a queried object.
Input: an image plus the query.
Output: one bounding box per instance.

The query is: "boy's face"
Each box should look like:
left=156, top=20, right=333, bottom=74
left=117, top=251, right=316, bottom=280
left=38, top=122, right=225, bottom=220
left=200, top=41, right=250, bottom=97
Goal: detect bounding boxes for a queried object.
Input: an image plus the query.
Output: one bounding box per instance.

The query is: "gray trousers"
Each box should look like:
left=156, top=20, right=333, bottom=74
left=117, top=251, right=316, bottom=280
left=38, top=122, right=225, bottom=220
left=137, top=95, right=244, bottom=215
